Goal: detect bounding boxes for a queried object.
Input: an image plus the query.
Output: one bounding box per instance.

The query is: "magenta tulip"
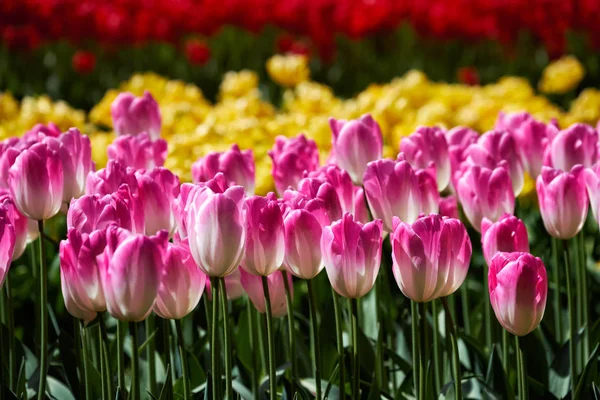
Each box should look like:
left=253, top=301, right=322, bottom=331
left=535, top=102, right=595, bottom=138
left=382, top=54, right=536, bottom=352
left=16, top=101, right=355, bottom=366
left=401, top=126, right=451, bottom=191
left=481, top=215, right=529, bottom=266
left=455, top=164, right=515, bottom=232
left=494, top=111, right=533, bottom=132
left=242, top=194, right=285, bottom=276
left=111, top=91, right=162, bottom=140
left=353, top=186, right=369, bottom=223
left=192, top=144, right=255, bottom=195
left=307, top=164, right=355, bottom=215
left=85, top=160, right=138, bottom=196
left=0, top=209, right=15, bottom=288
left=363, top=158, right=421, bottom=232
left=329, top=114, right=383, bottom=184
left=488, top=252, right=547, bottom=336
left=391, top=214, right=472, bottom=302
left=297, top=177, right=343, bottom=223
left=321, top=213, right=383, bottom=299
left=584, top=163, right=600, bottom=224
left=99, top=227, right=168, bottom=321
left=439, top=195, right=459, bottom=219
left=537, top=166, right=588, bottom=240
left=186, top=184, right=246, bottom=277
left=546, top=123, right=598, bottom=171
left=107, top=132, right=167, bottom=171
left=136, top=167, right=180, bottom=236
left=154, top=242, right=206, bottom=320
left=9, top=141, right=64, bottom=220
left=0, top=193, right=30, bottom=260
left=269, top=134, right=320, bottom=196
left=416, top=168, right=439, bottom=215
left=0, top=139, right=22, bottom=189
left=240, top=268, right=292, bottom=317
left=23, top=122, right=62, bottom=141
left=511, top=119, right=558, bottom=178
left=446, top=126, right=479, bottom=189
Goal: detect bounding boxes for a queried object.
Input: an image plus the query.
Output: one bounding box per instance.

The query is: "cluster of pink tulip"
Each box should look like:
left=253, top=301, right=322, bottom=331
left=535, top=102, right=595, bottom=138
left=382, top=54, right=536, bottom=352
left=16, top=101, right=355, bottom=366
left=0, top=89, right=597, bottom=400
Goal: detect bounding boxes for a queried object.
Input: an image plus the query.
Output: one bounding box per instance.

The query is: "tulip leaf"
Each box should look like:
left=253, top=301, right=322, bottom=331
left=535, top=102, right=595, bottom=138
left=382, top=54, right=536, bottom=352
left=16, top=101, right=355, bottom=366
left=574, top=343, right=600, bottom=399
left=231, top=379, right=253, bottom=400
left=57, top=329, right=79, bottom=393
left=47, top=376, right=76, bottom=400
left=484, top=344, right=513, bottom=399
left=549, top=332, right=581, bottom=399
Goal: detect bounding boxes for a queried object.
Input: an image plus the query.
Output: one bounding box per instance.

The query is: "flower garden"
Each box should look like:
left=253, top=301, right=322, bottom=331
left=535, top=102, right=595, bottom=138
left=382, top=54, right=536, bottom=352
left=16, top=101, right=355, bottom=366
left=1, top=1, right=600, bottom=399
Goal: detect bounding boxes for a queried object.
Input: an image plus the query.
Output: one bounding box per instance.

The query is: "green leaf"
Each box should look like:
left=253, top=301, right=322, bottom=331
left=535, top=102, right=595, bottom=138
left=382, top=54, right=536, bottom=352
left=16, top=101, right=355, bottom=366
left=574, top=343, right=600, bottom=399
left=47, top=376, right=76, bottom=400
left=484, top=344, right=513, bottom=399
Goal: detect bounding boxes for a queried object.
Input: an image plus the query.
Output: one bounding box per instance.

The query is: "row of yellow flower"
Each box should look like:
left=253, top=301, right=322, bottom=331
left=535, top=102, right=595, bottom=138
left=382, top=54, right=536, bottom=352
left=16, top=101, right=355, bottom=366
left=0, top=55, right=596, bottom=195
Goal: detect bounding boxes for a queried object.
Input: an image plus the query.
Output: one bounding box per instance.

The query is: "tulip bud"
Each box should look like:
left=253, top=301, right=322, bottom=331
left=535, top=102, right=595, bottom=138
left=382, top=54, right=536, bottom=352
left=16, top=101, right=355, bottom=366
left=584, top=163, right=600, bottom=224
left=186, top=184, right=246, bottom=277
left=85, top=160, right=138, bottom=196
left=269, top=134, right=320, bottom=196
left=489, top=252, right=548, bottom=336
left=322, top=213, right=383, bottom=299
left=455, top=164, right=515, bottom=232
left=0, top=209, right=15, bottom=288
left=111, top=91, right=162, bottom=140
left=242, top=194, right=285, bottom=276
left=401, top=126, right=451, bottom=191
left=494, top=112, right=533, bottom=132
left=537, top=166, right=588, bottom=240
left=192, top=144, right=255, bottom=195
left=329, top=114, right=383, bottom=184
left=136, top=168, right=180, bottom=236
left=416, top=168, right=439, bottom=215
left=204, top=268, right=245, bottom=301
left=363, top=158, right=421, bottom=232
left=107, top=132, right=167, bottom=171
left=481, top=215, right=529, bottom=266
left=0, top=139, right=23, bottom=188
left=240, top=269, right=292, bottom=317
left=297, top=177, right=343, bottom=223
left=439, top=195, right=459, bottom=219
left=546, top=123, right=598, bottom=171
left=353, top=187, right=369, bottom=223
left=391, top=214, right=472, bottom=302
left=9, top=142, right=64, bottom=220
left=307, top=165, right=355, bottom=215
left=446, top=126, right=478, bottom=190
left=99, top=227, right=168, bottom=321
left=511, top=119, right=558, bottom=178
left=0, top=192, right=30, bottom=260
left=23, top=123, right=62, bottom=142
left=154, top=242, right=206, bottom=320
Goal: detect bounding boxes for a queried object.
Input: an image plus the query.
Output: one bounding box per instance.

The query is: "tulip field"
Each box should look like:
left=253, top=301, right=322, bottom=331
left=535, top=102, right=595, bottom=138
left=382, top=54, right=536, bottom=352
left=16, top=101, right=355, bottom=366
left=2, top=2, right=600, bottom=400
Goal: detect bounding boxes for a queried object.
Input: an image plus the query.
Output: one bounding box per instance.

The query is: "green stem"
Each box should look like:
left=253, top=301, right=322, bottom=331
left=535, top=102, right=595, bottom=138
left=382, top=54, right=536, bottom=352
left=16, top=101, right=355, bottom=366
left=375, top=277, right=385, bottom=391
left=219, top=278, right=233, bottom=400
left=411, top=301, right=419, bottom=399
left=483, top=263, right=492, bottom=353
left=175, top=319, right=189, bottom=400
left=460, top=285, right=471, bottom=335
left=418, top=302, right=426, bottom=400
left=551, top=237, right=562, bottom=343
left=262, top=276, right=277, bottom=400
left=351, top=298, right=360, bottom=400
left=117, top=320, right=126, bottom=393
left=432, top=300, right=441, bottom=395
left=37, top=220, right=48, bottom=400
left=98, top=315, right=113, bottom=400
left=332, top=290, right=346, bottom=398
left=5, top=274, right=16, bottom=390
left=162, top=318, right=172, bottom=400
left=100, top=330, right=106, bottom=400
left=515, top=335, right=528, bottom=400
left=146, top=314, right=157, bottom=397
left=573, top=238, right=582, bottom=372
left=441, top=297, right=461, bottom=400
left=578, top=232, right=589, bottom=363
left=247, top=300, right=260, bottom=400
left=307, top=279, right=322, bottom=399
left=130, top=322, right=140, bottom=400
left=73, top=318, right=84, bottom=399
left=81, top=321, right=92, bottom=400
left=282, top=271, right=297, bottom=385
left=563, top=241, right=576, bottom=397
left=210, top=277, right=220, bottom=400
left=502, top=329, right=509, bottom=373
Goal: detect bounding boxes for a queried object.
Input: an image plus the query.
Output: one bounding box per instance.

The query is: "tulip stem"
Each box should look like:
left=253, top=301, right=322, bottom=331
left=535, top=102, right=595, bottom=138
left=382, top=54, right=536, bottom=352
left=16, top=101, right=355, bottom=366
left=351, top=298, right=360, bottom=400
left=146, top=314, right=157, bottom=397
left=502, top=329, right=509, bottom=373
left=551, top=237, right=562, bottom=343
left=162, top=318, right=173, bottom=400
left=80, top=321, right=92, bottom=400
left=117, top=320, right=126, bottom=392
left=432, top=300, right=441, bottom=395
left=411, top=301, right=420, bottom=399
left=210, top=277, right=221, bottom=399
left=261, top=276, right=277, bottom=400
left=307, top=279, right=322, bottom=399
left=483, top=263, right=492, bottom=353
left=282, top=271, right=297, bottom=386
left=37, top=220, right=48, bottom=400
left=247, top=300, right=260, bottom=400
left=515, top=335, right=528, bottom=400
left=130, top=322, right=140, bottom=400
left=98, top=314, right=113, bottom=400
left=578, top=232, right=589, bottom=363
left=460, top=285, right=471, bottom=335
left=332, top=289, right=346, bottom=398
left=563, top=241, right=576, bottom=397
left=5, top=274, right=16, bottom=390
left=441, top=297, right=461, bottom=400
left=219, top=278, right=233, bottom=400
left=174, top=319, right=189, bottom=400
left=418, top=302, right=426, bottom=400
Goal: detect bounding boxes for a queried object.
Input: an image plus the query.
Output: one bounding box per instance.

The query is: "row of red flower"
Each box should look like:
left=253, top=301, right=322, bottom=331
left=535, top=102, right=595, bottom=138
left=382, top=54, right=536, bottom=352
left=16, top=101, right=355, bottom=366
left=3, top=0, right=600, bottom=57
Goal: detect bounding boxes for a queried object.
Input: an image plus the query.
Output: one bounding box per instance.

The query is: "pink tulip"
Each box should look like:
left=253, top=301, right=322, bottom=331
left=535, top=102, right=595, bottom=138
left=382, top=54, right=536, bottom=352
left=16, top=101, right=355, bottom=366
left=186, top=184, right=246, bottom=277
left=488, top=252, right=547, bottom=336
left=545, top=123, right=599, bottom=171
left=464, top=130, right=524, bottom=195
left=46, top=128, right=95, bottom=201
left=329, top=114, right=383, bottom=184
left=154, top=242, right=206, bottom=320
left=446, top=126, right=479, bottom=189
left=242, top=194, right=285, bottom=276
left=0, top=192, right=30, bottom=260
left=204, top=268, right=245, bottom=300
left=416, top=168, right=439, bottom=215
left=111, top=91, right=161, bottom=140
left=511, top=119, right=558, bottom=178
left=85, top=160, right=138, bottom=196
left=353, top=187, right=369, bottom=223
left=0, top=209, right=15, bottom=288
left=401, top=126, right=451, bottom=191
left=107, top=132, right=167, bottom=171
left=494, top=112, right=533, bottom=132
left=99, top=227, right=168, bottom=321
left=306, top=165, right=355, bottom=215
left=0, top=139, right=22, bottom=189
left=481, top=215, right=529, bottom=266
left=192, top=144, right=255, bottom=195
left=363, top=158, right=421, bottom=232
left=23, top=122, right=62, bottom=142
left=584, top=163, right=600, bottom=224
left=269, top=134, right=320, bottom=196
left=136, top=167, right=180, bottom=236
left=297, top=177, right=343, bottom=223
left=321, top=213, right=383, bottom=299
left=537, top=166, right=588, bottom=240
left=240, top=268, right=292, bottom=317
left=439, top=195, right=459, bottom=219
left=455, top=164, right=515, bottom=232
left=9, top=142, right=64, bottom=220
left=391, top=214, right=472, bottom=302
